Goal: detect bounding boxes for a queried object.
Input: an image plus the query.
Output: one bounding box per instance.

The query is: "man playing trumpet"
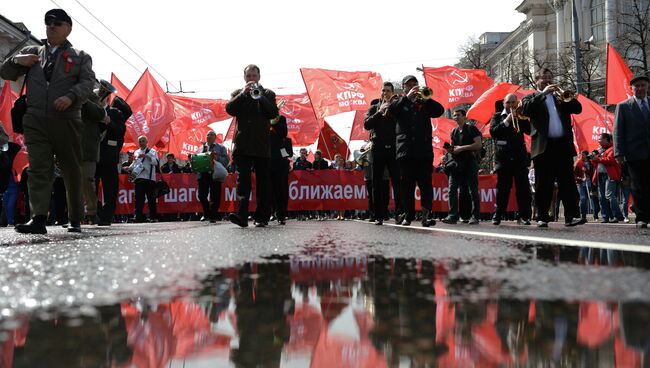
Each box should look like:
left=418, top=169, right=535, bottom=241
left=520, top=68, right=583, bottom=227
left=489, top=93, right=532, bottom=225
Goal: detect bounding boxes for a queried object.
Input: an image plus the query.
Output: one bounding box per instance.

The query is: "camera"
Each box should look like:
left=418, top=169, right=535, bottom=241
left=443, top=142, right=453, bottom=150
left=587, top=149, right=599, bottom=159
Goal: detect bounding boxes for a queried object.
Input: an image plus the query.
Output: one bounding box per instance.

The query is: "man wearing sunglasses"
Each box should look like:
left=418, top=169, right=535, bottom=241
left=1, top=9, right=95, bottom=234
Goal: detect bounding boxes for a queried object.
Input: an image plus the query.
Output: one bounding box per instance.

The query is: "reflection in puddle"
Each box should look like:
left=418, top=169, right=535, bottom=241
left=1, top=253, right=650, bottom=367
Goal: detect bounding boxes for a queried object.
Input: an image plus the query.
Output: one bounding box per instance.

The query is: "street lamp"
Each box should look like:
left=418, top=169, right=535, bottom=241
left=572, top=0, right=583, bottom=94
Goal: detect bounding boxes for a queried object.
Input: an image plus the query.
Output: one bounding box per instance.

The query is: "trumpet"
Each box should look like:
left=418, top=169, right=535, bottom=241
left=250, top=83, right=264, bottom=100
left=510, top=103, right=529, bottom=133
left=554, top=86, right=575, bottom=102
left=417, top=86, right=433, bottom=100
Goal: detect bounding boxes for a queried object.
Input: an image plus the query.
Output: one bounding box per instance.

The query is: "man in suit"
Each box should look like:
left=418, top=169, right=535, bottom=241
left=520, top=68, right=584, bottom=227
left=614, top=75, right=650, bottom=228
left=489, top=93, right=532, bottom=225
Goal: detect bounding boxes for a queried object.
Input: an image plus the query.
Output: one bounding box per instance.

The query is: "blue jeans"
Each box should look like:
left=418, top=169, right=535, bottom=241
left=2, top=175, right=17, bottom=225
left=598, top=173, right=623, bottom=221
left=578, top=179, right=600, bottom=219
left=621, top=186, right=632, bottom=218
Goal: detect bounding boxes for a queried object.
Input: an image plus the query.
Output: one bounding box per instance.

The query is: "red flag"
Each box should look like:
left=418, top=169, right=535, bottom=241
left=0, top=82, right=29, bottom=181
left=422, top=66, right=494, bottom=110
left=432, top=117, right=457, bottom=165
left=467, top=82, right=521, bottom=126
left=110, top=72, right=131, bottom=101
left=277, top=93, right=321, bottom=146
left=124, top=69, right=176, bottom=148
left=606, top=44, right=634, bottom=105
left=349, top=110, right=369, bottom=141
left=317, top=120, right=349, bottom=160
left=572, top=94, right=613, bottom=153
left=300, top=68, right=382, bottom=120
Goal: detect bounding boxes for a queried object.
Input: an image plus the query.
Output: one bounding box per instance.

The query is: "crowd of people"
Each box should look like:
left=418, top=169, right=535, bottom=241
left=1, top=8, right=649, bottom=234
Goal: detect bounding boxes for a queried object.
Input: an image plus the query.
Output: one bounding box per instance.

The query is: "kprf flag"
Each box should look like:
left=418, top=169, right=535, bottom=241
left=300, top=68, right=382, bottom=120
left=0, top=82, right=29, bottom=180
left=431, top=117, right=457, bottom=166
left=422, top=66, right=494, bottom=110
left=605, top=44, right=634, bottom=105
left=572, top=94, right=613, bottom=153
left=124, top=69, right=176, bottom=148
left=277, top=93, right=321, bottom=147
left=467, top=82, right=521, bottom=126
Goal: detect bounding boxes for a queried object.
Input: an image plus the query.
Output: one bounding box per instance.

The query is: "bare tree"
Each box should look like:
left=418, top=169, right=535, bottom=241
left=456, top=37, right=491, bottom=74
left=616, top=0, right=650, bottom=74
left=556, top=47, right=605, bottom=100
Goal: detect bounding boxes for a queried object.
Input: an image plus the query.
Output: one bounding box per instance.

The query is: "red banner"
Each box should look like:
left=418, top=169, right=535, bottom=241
left=422, top=66, right=494, bottom=110
left=278, top=93, right=321, bottom=146
left=605, top=44, right=634, bottom=105
left=110, top=72, right=131, bottom=101
left=467, top=82, right=521, bottom=128
left=349, top=110, right=370, bottom=141
left=572, top=94, right=613, bottom=153
left=124, top=69, right=176, bottom=149
left=114, top=171, right=516, bottom=215
left=300, top=68, right=382, bottom=120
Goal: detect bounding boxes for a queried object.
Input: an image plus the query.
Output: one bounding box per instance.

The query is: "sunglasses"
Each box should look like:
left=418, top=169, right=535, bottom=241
left=45, top=20, right=65, bottom=27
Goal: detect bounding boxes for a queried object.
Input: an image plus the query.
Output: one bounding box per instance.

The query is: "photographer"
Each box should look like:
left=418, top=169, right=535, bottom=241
left=590, top=133, right=624, bottom=223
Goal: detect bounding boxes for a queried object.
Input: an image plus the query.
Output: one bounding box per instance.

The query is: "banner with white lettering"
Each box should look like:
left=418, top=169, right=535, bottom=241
left=114, top=172, right=516, bottom=214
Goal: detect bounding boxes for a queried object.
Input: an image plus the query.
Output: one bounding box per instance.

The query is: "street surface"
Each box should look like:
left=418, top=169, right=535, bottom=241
left=0, top=219, right=648, bottom=367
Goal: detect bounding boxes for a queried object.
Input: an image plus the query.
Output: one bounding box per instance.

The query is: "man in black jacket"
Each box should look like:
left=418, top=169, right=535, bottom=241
left=520, top=68, right=583, bottom=227
left=388, top=75, right=445, bottom=227
left=225, top=64, right=279, bottom=227
left=489, top=94, right=532, bottom=225
left=269, top=115, right=290, bottom=225
left=95, top=82, right=130, bottom=226
left=364, top=82, right=402, bottom=225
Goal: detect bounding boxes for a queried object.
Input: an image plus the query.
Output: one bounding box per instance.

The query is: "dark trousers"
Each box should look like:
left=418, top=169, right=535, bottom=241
left=95, top=161, right=119, bottom=222
left=399, top=157, right=433, bottom=221
left=532, top=139, right=580, bottom=222
left=234, top=155, right=271, bottom=223
left=134, top=179, right=157, bottom=219
left=198, top=175, right=222, bottom=220
left=371, top=147, right=401, bottom=220
left=627, top=157, right=650, bottom=223
left=52, top=177, right=67, bottom=224
left=495, top=162, right=532, bottom=220
left=448, top=160, right=480, bottom=220
left=269, top=159, right=289, bottom=221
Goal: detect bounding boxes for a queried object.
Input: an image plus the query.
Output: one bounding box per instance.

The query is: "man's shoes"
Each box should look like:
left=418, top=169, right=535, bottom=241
left=278, top=219, right=286, bottom=225
left=200, top=216, right=207, bottom=222
left=395, top=214, right=405, bottom=225
left=374, top=219, right=383, bottom=226
left=441, top=217, right=457, bottom=225
left=88, top=215, right=99, bottom=225
left=492, top=216, right=501, bottom=225
left=421, top=218, right=436, bottom=227
left=15, top=216, right=47, bottom=234
left=54, top=220, right=68, bottom=227
left=517, top=218, right=531, bottom=225
left=67, top=222, right=82, bottom=233
left=565, top=218, right=586, bottom=227
left=253, top=221, right=267, bottom=228
left=609, top=218, right=619, bottom=224
left=624, top=217, right=630, bottom=223
left=636, top=221, right=648, bottom=229
left=600, top=219, right=610, bottom=223
left=401, top=219, right=411, bottom=226
left=461, top=219, right=470, bottom=224
left=468, top=217, right=479, bottom=225
left=537, top=221, right=548, bottom=228
left=229, top=213, right=248, bottom=227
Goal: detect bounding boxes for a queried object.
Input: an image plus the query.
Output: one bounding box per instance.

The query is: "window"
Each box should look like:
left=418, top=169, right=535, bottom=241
left=591, top=0, right=606, bottom=41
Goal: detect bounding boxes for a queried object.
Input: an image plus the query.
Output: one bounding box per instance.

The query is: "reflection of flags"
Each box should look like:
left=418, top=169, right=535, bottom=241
left=422, top=66, right=494, bottom=110
left=300, top=68, right=382, bottom=120
left=606, top=44, right=634, bottom=105
left=317, top=120, right=349, bottom=160
left=124, top=69, right=176, bottom=148
left=572, top=94, right=614, bottom=153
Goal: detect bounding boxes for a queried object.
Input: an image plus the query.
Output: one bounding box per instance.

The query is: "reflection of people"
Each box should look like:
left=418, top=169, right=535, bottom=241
left=489, top=94, right=532, bottom=225
left=1, top=9, right=95, bottom=234
left=520, top=68, right=583, bottom=227
left=225, top=64, right=279, bottom=227
left=197, top=131, right=229, bottom=223
left=389, top=75, right=444, bottom=227
left=614, top=75, right=650, bottom=229
left=364, top=81, right=402, bottom=225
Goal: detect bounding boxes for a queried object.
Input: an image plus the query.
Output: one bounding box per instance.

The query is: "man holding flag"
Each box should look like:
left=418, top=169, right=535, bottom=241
left=614, top=75, right=650, bottom=229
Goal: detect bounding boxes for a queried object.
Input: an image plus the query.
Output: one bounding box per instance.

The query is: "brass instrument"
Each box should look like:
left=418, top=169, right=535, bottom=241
left=511, top=104, right=529, bottom=133
left=270, top=99, right=287, bottom=125
left=554, top=86, right=575, bottom=102
left=250, top=83, right=263, bottom=100
left=417, top=86, right=433, bottom=100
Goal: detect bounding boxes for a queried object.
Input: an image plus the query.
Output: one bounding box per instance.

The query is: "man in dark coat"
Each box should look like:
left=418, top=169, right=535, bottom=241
left=269, top=115, right=290, bottom=224
left=364, top=81, right=402, bottom=225
left=614, top=75, right=650, bottom=228
left=489, top=93, right=532, bottom=225
left=225, top=64, right=279, bottom=227
left=520, top=68, right=583, bottom=227
left=388, top=75, right=444, bottom=227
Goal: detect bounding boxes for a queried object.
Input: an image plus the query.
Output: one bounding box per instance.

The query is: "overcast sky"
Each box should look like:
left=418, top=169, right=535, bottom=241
left=4, top=1, right=526, bottom=98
